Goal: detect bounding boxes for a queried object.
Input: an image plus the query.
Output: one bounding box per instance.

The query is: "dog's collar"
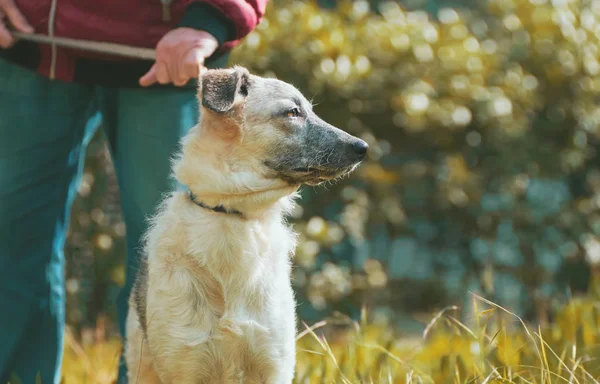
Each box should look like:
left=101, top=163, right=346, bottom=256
left=187, top=190, right=246, bottom=219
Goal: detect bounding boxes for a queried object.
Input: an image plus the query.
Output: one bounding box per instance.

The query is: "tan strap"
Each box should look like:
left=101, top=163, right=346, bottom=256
left=12, top=32, right=156, bottom=61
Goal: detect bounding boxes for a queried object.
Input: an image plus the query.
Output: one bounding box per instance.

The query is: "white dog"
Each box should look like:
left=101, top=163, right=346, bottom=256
left=125, top=66, right=368, bottom=383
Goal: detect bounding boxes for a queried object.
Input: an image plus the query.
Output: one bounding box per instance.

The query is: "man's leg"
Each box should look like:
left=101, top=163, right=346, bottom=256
left=0, top=59, right=99, bottom=384
left=97, top=87, right=199, bottom=382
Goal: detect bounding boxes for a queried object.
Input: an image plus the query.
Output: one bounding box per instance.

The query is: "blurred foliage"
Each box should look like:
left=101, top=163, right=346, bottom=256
left=229, top=0, right=600, bottom=323
left=65, top=130, right=125, bottom=330
left=58, top=295, right=600, bottom=383
left=66, top=0, right=600, bottom=333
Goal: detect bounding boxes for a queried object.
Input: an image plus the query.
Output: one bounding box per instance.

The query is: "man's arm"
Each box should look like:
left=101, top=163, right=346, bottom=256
left=0, top=0, right=33, bottom=48
left=182, top=0, right=268, bottom=44
left=179, top=0, right=270, bottom=47
left=139, top=0, right=269, bottom=87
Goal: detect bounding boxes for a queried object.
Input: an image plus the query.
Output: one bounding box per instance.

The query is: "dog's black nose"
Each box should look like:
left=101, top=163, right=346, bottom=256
left=352, top=140, right=369, bottom=157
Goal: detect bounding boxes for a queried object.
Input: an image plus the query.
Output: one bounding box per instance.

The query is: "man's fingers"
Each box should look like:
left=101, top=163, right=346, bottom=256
left=165, top=51, right=184, bottom=86
left=183, top=61, right=201, bottom=80
left=0, top=21, right=15, bottom=48
left=139, top=61, right=179, bottom=87
left=175, top=56, right=193, bottom=86
left=155, top=61, right=170, bottom=84
left=0, top=0, right=33, bottom=49
left=141, top=38, right=211, bottom=87
left=179, top=50, right=206, bottom=84
left=170, top=64, right=188, bottom=86
left=139, top=64, right=157, bottom=87
left=3, top=0, right=33, bottom=33
left=173, top=76, right=187, bottom=87
left=173, top=59, right=188, bottom=86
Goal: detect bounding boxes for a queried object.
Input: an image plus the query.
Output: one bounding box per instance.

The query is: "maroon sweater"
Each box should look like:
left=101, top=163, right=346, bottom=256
left=0, top=0, right=268, bottom=87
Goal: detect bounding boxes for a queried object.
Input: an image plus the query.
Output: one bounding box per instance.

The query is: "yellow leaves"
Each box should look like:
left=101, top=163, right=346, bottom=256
left=363, top=259, right=388, bottom=288
left=59, top=294, right=600, bottom=383
left=234, top=0, right=600, bottom=137
left=295, top=216, right=347, bottom=269
left=95, top=233, right=113, bottom=251
left=446, top=154, right=471, bottom=184
left=581, top=310, right=597, bottom=347
left=554, top=298, right=600, bottom=346
left=555, top=300, right=581, bottom=343
left=496, top=328, right=526, bottom=367
left=390, top=33, right=411, bottom=52
left=418, top=334, right=473, bottom=361
left=61, top=329, right=121, bottom=384
left=110, top=264, right=125, bottom=286
left=358, top=163, right=400, bottom=184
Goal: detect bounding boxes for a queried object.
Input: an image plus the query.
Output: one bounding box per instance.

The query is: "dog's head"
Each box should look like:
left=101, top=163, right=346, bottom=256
left=175, top=66, right=368, bottom=212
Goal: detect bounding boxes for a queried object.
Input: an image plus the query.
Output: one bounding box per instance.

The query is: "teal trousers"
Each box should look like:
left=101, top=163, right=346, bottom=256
left=0, top=59, right=199, bottom=384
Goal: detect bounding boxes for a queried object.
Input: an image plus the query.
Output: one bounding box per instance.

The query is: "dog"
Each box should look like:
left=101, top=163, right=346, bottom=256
left=124, top=66, right=368, bottom=383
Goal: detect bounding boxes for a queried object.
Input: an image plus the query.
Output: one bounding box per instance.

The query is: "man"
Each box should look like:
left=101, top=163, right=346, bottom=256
left=0, top=0, right=268, bottom=382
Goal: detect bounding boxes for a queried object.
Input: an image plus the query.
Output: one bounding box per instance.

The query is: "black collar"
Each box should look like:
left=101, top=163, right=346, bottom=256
left=188, top=191, right=246, bottom=219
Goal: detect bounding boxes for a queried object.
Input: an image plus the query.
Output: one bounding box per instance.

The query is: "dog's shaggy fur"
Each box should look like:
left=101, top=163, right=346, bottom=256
left=125, top=66, right=367, bottom=383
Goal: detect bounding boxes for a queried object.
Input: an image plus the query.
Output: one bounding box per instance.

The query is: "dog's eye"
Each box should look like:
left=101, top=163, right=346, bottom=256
left=286, top=108, right=300, bottom=118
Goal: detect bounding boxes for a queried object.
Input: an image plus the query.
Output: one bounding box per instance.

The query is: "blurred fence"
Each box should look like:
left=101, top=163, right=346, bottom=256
left=65, top=0, right=600, bottom=334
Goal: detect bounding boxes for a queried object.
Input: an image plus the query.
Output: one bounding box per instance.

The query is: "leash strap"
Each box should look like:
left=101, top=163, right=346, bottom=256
left=12, top=31, right=156, bottom=60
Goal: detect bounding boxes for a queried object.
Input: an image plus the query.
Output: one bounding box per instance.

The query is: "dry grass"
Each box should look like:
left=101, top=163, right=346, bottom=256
left=60, top=294, right=600, bottom=383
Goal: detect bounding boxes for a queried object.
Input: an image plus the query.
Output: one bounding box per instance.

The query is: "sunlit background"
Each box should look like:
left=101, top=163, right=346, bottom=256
left=61, top=0, right=600, bottom=381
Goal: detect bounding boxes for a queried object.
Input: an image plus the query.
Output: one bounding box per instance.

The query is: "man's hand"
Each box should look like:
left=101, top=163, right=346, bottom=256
left=0, top=0, right=33, bottom=48
left=140, top=28, right=218, bottom=87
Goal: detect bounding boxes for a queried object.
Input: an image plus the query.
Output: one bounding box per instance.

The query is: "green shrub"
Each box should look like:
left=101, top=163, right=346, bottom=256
left=229, top=0, right=600, bottom=322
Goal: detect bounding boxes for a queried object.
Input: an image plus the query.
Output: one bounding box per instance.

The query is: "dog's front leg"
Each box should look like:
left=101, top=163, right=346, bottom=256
left=235, top=320, right=295, bottom=384
left=125, top=305, right=163, bottom=384
left=148, top=325, right=215, bottom=383
left=268, top=350, right=295, bottom=384
left=153, top=346, right=244, bottom=384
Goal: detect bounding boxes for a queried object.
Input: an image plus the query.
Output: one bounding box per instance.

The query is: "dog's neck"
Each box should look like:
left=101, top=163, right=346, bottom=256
left=182, top=185, right=299, bottom=220
left=173, top=127, right=300, bottom=220
left=187, top=190, right=246, bottom=219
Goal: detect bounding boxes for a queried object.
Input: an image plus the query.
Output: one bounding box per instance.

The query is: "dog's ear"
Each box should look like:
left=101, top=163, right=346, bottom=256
left=200, top=66, right=250, bottom=113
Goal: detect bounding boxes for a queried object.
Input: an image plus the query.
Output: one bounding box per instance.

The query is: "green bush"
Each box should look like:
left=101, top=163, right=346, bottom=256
left=229, top=0, right=600, bottom=322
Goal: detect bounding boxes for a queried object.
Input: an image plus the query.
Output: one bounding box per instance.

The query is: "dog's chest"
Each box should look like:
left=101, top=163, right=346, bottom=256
left=207, top=243, right=293, bottom=329
left=145, top=208, right=297, bottom=380
left=172, top=248, right=295, bottom=379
